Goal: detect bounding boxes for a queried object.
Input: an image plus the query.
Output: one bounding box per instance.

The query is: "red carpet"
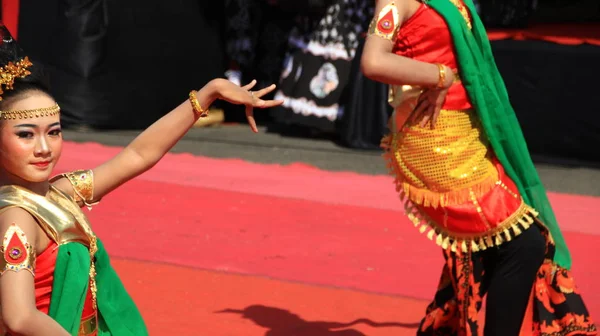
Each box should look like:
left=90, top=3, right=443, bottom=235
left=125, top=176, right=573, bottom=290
left=55, top=142, right=600, bottom=335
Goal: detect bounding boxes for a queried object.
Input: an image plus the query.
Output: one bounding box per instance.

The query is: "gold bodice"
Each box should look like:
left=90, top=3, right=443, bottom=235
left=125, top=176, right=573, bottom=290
left=0, top=185, right=93, bottom=248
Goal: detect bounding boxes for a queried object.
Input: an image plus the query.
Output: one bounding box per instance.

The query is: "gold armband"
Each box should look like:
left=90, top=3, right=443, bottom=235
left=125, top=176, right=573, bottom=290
left=368, top=2, right=400, bottom=42
left=0, top=224, right=36, bottom=277
left=189, top=90, right=209, bottom=118
left=61, top=170, right=99, bottom=210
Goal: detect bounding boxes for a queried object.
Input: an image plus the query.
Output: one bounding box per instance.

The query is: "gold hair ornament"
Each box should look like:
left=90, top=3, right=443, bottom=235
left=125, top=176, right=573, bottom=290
left=0, top=104, right=60, bottom=120
left=0, top=56, right=33, bottom=101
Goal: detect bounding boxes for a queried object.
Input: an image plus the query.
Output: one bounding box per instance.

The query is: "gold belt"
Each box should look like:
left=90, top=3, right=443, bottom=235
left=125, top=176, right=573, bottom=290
left=78, top=313, right=98, bottom=336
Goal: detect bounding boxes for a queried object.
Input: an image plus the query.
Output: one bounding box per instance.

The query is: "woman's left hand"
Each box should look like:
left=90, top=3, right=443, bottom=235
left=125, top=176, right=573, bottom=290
left=215, top=79, right=283, bottom=133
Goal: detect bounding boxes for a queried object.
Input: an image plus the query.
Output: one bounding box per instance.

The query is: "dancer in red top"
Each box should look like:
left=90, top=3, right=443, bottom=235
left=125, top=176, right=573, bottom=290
left=361, top=0, right=596, bottom=334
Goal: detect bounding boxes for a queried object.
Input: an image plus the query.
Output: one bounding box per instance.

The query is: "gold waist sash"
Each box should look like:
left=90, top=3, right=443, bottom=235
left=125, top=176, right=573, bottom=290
left=383, top=106, right=498, bottom=207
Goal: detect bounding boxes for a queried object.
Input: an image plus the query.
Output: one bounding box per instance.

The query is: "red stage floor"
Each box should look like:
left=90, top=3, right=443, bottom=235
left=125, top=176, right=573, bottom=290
left=55, top=142, right=600, bottom=335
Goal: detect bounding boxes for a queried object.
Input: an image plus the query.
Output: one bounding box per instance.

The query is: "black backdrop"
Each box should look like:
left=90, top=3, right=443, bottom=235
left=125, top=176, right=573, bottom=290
left=18, top=0, right=225, bottom=129
left=14, top=0, right=600, bottom=164
left=491, top=40, right=600, bottom=165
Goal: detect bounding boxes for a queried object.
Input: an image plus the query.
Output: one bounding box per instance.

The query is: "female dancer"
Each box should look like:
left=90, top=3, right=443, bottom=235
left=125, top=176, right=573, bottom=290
left=0, top=24, right=281, bottom=335
left=361, top=0, right=596, bottom=335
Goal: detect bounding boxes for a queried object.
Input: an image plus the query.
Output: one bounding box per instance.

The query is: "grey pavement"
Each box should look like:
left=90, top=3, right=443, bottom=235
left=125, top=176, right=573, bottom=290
left=63, top=124, right=600, bottom=197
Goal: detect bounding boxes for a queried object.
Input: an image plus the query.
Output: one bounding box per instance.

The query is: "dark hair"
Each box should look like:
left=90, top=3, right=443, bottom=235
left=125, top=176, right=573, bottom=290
left=0, top=24, right=51, bottom=110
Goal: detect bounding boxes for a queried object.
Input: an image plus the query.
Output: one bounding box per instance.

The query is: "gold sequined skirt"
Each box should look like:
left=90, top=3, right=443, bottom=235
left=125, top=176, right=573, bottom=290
left=382, top=109, right=498, bottom=208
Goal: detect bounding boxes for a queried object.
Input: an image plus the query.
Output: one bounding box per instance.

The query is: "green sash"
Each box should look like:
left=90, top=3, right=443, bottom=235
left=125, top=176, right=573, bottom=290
left=48, top=239, right=148, bottom=335
left=426, top=0, right=571, bottom=268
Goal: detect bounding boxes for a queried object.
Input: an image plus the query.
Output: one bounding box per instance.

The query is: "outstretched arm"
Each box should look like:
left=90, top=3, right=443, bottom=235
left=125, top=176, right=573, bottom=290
left=0, top=209, right=70, bottom=336
left=53, top=79, right=281, bottom=204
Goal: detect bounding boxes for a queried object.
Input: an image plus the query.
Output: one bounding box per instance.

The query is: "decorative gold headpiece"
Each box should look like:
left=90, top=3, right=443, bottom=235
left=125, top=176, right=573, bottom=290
left=0, top=104, right=60, bottom=120
left=0, top=56, right=33, bottom=101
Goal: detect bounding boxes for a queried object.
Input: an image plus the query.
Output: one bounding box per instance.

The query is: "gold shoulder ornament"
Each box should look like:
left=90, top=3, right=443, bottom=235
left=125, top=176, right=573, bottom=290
left=368, top=2, right=401, bottom=42
left=0, top=223, right=36, bottom=277
left=53, top=169, right=99, bottom=210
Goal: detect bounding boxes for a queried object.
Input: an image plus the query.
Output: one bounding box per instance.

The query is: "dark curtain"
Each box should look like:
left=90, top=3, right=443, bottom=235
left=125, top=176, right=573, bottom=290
left=491, top=40, right=600, bottom=164
left=18, top=0, right=226, bottom=129
left=338, top=37, right=392, bottom=150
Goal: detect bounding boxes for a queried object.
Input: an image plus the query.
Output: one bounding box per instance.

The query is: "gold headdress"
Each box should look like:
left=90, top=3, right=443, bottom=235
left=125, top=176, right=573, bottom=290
left=0, top=24, right=59, bottom=120
left=0, top=56, right=59, bottom=120
left=0, top=104, right=60, bottom=120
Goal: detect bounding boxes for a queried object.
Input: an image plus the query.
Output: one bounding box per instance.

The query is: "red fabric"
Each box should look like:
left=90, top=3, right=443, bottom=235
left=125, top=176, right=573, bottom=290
left=393, top=4, right=472, bottom=111
left=488, top=24, right=600, bottom=47
left=418, top=161, right=523, bottom=235
left=1, top=0, right=20, bottom=39
left=34, top=242, right=57, bottom=314
left=34, top=241, right=96, bottom=331
left=80, top=287, right=98, bottom=336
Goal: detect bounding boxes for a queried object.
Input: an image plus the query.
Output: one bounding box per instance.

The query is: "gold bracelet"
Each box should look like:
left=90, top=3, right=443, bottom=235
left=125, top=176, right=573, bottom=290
left=189, top=90, right=209, bottom=118
left=436, top=64, right=446, bottom=89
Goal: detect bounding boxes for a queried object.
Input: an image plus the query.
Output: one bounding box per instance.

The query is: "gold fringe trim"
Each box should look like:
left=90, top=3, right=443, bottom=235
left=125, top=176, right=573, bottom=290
left=405, top=200, right=539, bottom=253
left=381, top=134, right=498, bottom=208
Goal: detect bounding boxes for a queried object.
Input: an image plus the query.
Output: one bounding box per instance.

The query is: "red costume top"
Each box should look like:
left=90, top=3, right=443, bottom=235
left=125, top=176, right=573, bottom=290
left=394, top=3, right=472, bottom=111
left=35, top=241, right=96, bottom=323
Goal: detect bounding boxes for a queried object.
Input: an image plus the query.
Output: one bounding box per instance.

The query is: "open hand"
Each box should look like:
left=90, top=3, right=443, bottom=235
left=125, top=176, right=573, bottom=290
left=216, top=79, right=283, bottom=133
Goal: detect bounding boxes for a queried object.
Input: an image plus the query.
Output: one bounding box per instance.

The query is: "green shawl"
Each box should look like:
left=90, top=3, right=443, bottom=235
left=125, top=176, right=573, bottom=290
left=48, top=239, right=148, bottom=335
left=426, top=0, right=571, bottom=269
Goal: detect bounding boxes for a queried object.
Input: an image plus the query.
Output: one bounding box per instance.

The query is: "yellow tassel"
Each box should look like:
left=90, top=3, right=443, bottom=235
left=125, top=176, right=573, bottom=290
left=525, top=214, right=534, bottom=223
left=408, top=214, right=419, bottom=227
left=441, top=236, right=451, bottom=250
left=503, top=228, right=512, bottom=242
left=521, top=219, right=531, bottom=230
left=495, top=234, right=503, bottom=246
left=427, top=229, right=436, bottom=240
left=451, top=240, right=458, bottom=253
left=484, top=236, right=494, bottom=248
left=478, top=239, right=487, bottom=251
left=471, top=240, right=479, bottom=252
left=513, top=224, right=522, bottom=236
left=436, top=233, right=444, bottom=246
left=419, top=224, right=428, bottom=234
left=461, top=240, right=468, bottom=252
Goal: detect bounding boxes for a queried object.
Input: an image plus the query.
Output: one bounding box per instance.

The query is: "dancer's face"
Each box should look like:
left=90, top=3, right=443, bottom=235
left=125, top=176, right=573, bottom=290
left=0, top=92, right=62, bottom=184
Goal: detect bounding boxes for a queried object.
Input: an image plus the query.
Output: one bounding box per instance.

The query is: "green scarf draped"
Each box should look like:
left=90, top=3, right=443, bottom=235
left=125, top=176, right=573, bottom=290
left=48, top=239, right=148, bottom=335
left=425, top=0, right=571, bottom=269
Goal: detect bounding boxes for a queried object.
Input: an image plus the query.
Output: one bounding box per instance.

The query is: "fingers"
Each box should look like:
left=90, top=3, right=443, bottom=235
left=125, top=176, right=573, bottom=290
left=256, top=99, right=284, bottom=108
left=245, top=105, right=258, bottom=133
left=242, top=80, right=257, bottom=90
left=419, top=104, right=435, bottom=128
left=411, top=98, right=429, bottom=124
left=431, top=104, right=442, bottom=129
left=253, top=84, right=277, bottom=98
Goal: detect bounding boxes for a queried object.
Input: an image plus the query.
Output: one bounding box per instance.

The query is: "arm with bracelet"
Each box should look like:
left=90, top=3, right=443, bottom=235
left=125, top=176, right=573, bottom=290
left=52, top=79, right=282, bottom=208
left=361, top=0, right=456, bottom=128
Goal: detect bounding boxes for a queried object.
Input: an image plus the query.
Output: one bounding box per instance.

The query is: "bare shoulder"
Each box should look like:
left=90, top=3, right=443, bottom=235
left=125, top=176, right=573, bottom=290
left=0, top=207, right=40, bottom=248
left=0, top=207, right=37, bottom=225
